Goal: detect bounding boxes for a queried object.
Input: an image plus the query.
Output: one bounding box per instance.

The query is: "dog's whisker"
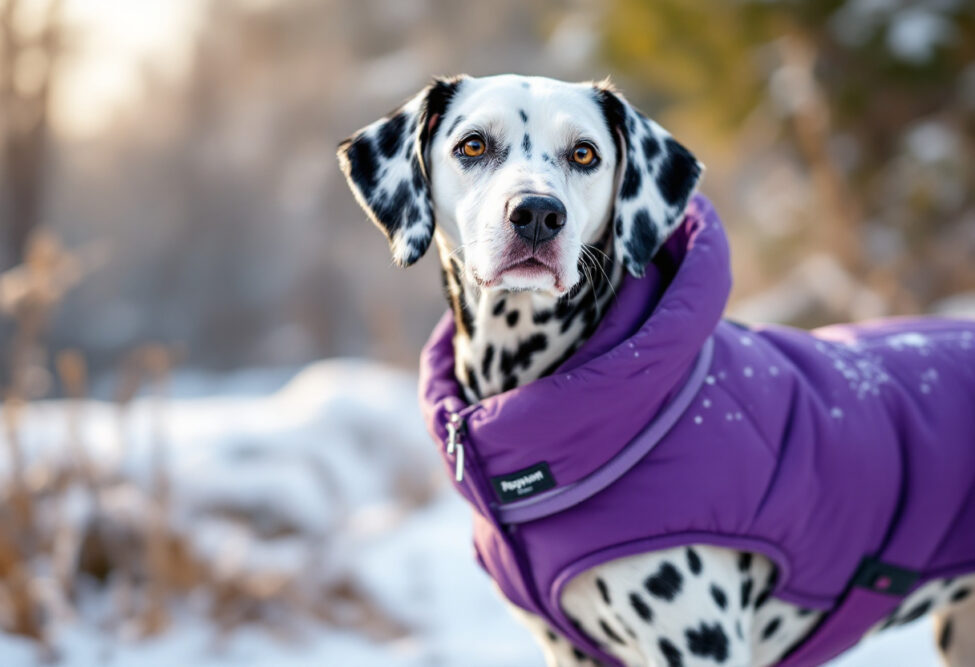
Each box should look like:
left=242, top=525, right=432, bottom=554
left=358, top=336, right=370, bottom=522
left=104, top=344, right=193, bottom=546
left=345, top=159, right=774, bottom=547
left=580, top=245, right=616, bottom=303
left=445, top=241, right=473, bottom=262
left=584, top=244, right=619, bottom=302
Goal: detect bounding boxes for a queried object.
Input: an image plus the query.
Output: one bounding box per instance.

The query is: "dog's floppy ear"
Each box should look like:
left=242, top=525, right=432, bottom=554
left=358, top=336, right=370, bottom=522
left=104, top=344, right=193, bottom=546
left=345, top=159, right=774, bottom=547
left=337, top=76, right=466, bottom=266
left=594, top=83, right=704, bottom=277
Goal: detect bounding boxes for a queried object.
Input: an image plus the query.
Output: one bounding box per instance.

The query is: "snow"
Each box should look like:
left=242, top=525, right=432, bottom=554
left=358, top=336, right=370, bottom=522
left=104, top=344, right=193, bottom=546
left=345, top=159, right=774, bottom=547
left=932, top=291, right=975, bottom=319
left=904, top=121, right=961, bottom=165
left=887, top=332, right=929, bottom=349
left=886, top=7, right=955, bottom=64
left=829, top=0, right=958, bottom=64
left=0, top=359, right=944, bottom=666
left=828, top=618, right=940, bottom=666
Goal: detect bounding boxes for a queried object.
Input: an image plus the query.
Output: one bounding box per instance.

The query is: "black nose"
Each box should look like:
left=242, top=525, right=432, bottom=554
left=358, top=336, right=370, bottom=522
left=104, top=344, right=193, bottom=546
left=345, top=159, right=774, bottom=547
left=508, top=194, right=566, bottom=247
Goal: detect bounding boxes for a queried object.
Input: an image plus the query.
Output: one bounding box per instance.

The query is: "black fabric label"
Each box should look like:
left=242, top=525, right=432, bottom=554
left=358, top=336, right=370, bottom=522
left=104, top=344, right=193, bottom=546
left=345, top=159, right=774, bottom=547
left=491, top=462, right=556, bottom=503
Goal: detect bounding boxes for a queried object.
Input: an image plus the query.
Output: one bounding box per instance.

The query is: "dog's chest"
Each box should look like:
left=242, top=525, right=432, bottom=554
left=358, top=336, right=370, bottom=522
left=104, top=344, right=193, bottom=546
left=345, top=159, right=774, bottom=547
left=458, top=288, right=603, bottom=399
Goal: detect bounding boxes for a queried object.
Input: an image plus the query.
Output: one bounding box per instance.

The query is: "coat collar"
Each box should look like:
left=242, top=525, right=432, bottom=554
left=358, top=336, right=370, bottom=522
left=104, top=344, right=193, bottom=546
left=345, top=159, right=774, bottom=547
left=419, top=195, right=732, bottom=508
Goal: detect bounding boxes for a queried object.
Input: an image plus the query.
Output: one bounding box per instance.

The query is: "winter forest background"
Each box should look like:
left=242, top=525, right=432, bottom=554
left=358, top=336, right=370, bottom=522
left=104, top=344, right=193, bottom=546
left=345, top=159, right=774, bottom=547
left=0, top=0, right=972, bottom=665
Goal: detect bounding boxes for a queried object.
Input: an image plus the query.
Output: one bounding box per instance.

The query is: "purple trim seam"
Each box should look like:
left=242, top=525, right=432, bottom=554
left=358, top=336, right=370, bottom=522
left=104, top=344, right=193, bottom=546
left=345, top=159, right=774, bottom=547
left=495, top=337, right=715, bottom=524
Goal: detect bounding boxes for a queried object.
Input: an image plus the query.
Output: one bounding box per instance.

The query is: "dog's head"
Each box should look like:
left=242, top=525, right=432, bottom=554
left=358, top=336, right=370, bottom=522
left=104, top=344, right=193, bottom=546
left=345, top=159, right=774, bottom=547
left=338, top=74, right=702, bottom=295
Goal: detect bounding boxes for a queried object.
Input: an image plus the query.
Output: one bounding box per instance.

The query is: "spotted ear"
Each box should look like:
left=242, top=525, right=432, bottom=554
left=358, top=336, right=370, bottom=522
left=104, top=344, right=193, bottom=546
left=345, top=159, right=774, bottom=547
left=337, top=76, right=465, bottom=266
left=595, top=84, right=704, bottom=277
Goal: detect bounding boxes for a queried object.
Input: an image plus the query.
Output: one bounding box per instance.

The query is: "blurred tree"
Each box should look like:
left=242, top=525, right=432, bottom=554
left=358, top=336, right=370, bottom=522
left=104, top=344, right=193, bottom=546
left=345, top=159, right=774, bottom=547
left=602, top=0, right=975, bottom=321
left=0, top=0, right=63, bottom=271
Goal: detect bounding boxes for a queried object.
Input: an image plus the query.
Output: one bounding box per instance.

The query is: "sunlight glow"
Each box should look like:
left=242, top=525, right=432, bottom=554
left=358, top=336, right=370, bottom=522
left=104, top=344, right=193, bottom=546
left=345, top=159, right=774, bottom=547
left=51, top=0, right=203, bottom=139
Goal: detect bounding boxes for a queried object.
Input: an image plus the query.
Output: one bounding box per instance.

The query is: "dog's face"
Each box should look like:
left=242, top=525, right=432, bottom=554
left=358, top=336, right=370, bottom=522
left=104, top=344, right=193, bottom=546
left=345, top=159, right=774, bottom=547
left=425, top=76, right=619, bottom=295
left=338, top=74, right=702, bottom=295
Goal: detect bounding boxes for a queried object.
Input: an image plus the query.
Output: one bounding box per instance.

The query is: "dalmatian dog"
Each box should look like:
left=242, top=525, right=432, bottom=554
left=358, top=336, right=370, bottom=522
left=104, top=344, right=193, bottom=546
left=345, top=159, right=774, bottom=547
left=337, top=74, right=975, bottom=666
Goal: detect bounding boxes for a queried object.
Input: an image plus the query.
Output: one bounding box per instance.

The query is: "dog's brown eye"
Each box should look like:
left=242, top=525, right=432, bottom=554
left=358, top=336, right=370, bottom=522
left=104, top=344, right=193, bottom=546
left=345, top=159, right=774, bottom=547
left=461, top=136, right=486, bottom=157
left=571, top=142, right=597, bottom=166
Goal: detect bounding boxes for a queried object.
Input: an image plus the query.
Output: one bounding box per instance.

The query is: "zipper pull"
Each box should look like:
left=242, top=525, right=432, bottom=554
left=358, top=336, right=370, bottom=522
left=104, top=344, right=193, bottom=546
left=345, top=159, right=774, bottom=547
left=446, top=412, right=461, bottom=455
left=445, top=412, right=465, bottom=482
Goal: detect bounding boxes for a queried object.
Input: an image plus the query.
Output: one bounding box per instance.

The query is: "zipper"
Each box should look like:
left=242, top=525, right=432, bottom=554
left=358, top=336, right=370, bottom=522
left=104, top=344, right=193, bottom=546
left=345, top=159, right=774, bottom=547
left=445, top=410, right=467, bottom=482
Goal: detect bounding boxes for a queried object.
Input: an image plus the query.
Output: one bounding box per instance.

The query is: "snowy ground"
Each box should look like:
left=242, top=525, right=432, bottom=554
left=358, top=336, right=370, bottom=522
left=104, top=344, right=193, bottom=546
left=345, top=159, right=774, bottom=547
left=0, top=359, right=941, bottom=666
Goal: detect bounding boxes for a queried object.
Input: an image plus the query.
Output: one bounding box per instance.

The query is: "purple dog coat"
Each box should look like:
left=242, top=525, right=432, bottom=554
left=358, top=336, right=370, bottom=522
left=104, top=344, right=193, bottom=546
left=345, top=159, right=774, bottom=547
left=419, top=195, right=975, bottom=666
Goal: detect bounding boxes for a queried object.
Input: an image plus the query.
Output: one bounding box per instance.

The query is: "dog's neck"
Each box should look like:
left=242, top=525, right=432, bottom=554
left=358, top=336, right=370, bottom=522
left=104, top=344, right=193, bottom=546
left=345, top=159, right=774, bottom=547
left=439, top=229, right=624, bottom=402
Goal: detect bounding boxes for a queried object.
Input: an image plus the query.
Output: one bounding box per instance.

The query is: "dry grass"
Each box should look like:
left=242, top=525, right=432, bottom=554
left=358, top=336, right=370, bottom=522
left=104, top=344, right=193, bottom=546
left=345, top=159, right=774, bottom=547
left=0, top=232, right=408, bottom=661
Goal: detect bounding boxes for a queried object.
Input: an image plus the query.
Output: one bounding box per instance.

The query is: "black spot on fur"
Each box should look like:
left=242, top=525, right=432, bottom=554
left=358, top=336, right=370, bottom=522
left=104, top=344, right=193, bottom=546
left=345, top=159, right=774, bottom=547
left=559, top=283, right=597, bottom=335
left=619, top=159, right=641, bottom=200
left=545, top=628, right=558, bottom=642
left=625, top=209, right=659, bottom=271
left=481, top=344, right=494, bottom=382
left=658, top=637, right=684, bottom=667
left=951, top=587, right=971, bottom=603
left=555, top=297, right=573, bottom=319
left=596, top=578, right=611, bottom=605
left=686, top=548, right=702, bottom=575
left=519, top=109, right=528, bottom=123
left=521, top=133, right=532, bottom=157
left=900, top=599, right=932, bottom=625
left=741, top=578, right=754, bottom=609
left=500, top=333, right=547, bottom=378
left=506, top=310, right=520, bottom=328
left=592, top=86, right=625, bottom=159
left=645, top=562, right=683, bottom=601
left=939, top=618, right=953, bottom=652
left=464, top=363, right=480, bottom=400
left=599, top=618, right=625, bottom=645
left=532, top=309, right=552, bottom=324
left=762, top=617, right=782, bottom=641
left=685, top=622, right=729, bottom=662
left=614, top=215, right=623, bottom=237
left=541, top=152, right=553, bottom=164
left=342, top=135, right=379, bottom=201
left=755, top=569, right=779, bottom=609
left=502, top=375, right=517, bottom=392
left=418, top=76, right=464, bottom=152
left=710, top=584, right=727, bottom=611
left=377, top=111, right=408, bottom=158
left=658, top=137, right=700, bottom=209
left=738, top=552, right=752, bottom=572
left=371, top=181, right=412, bottom=235
left=492, top=299, right=506, bottom=316
left=410, top=154, right=426, bottom=193
left=630, top=592, right=653, bottom=622
left=879, top=609, right=900, bottom=631
left=571, top=646, right=589, bottom=662
left=735, top=620, right=743, bottom=640
left=642, top=134, right=660, bottom=162
left=797, top=607, right=815, bottom=616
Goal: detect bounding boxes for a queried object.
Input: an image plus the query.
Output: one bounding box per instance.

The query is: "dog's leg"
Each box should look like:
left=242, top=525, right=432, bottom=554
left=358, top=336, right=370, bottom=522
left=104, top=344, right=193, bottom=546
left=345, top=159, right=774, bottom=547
left=562, top=546, right=825, bottom=667
left=932, top=576, right=975, bottom=666
left=562, top=546, right=754, bottom=666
